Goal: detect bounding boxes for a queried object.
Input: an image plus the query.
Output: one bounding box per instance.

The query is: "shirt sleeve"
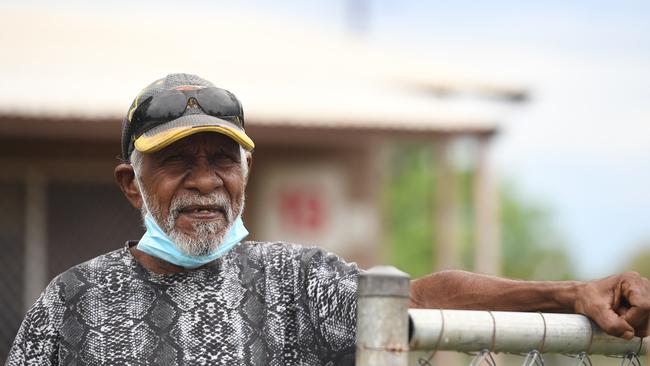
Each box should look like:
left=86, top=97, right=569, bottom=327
left=298, top=246, right=360, bottom=365
left=5, top=276, right=66, bottom=366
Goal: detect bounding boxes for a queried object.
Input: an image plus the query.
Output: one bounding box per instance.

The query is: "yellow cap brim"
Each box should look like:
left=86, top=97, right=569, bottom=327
left=134, top=124, right=255, bottom=153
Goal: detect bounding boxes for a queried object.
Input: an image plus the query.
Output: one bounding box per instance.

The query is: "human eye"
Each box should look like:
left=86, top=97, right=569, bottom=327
left=210, top=151, right=239, bottom=166
left=158, top=153, right=190, bottom=168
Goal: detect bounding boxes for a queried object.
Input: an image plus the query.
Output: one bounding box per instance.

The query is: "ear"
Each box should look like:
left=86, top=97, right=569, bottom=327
left=114, top=163, right=143, bottom=210
left=244, top=151, right=253, bottom=186
left=246, top=151, right=253, bottom=172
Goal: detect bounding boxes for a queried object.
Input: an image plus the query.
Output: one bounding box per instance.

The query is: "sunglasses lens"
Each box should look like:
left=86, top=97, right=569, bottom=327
left=197, top=88, right=241, bottom=122
left=144, top=91, right=188, bottom=121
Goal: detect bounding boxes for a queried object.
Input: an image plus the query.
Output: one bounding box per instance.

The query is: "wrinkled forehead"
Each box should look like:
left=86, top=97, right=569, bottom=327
left=155, top=132, right=241, bottom=156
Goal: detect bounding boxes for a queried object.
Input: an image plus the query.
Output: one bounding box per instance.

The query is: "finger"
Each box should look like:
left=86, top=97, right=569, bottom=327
left=621, top=307, right=649, bottom=332
left=615, top=305, right=629, bottom=317
left=593, top=308, right=635, bottom=340
left=633, top=317, right=650, bottom=338
left=612, top=279, right=623, bottom=310
left=621, top=274, right=650, bottom=309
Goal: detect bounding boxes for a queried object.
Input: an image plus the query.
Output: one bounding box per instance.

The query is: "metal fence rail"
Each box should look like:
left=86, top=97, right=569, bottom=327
left=355, top=266, right=648, bottom=366
left=409, top=309, right=647, bottom=356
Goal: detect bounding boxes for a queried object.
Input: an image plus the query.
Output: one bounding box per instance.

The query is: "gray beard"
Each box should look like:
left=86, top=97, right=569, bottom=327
left=137, top=181, right=244, bottom=257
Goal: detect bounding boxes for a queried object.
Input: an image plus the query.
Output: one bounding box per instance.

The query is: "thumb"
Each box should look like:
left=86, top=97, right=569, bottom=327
left=593, top=307, right=635, bottom=340
left=621, top=307, right=649, bottom=337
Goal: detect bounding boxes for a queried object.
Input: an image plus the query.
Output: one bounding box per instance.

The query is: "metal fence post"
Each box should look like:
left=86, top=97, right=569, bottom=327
left=356, top=266, right=410, bottom=366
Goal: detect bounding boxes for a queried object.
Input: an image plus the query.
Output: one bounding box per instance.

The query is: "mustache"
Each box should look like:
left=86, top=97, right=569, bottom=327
left=169, top=193, right=233, bottom=223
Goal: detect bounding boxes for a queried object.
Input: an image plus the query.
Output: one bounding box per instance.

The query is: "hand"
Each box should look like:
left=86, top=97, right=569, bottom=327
left=574, top=271, right=650, bottom=339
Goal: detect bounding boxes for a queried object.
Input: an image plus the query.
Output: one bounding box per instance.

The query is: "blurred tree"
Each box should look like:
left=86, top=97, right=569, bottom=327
left=499, top=182, right=574, bottom=280
left=622, top=242, right=650, bottom=279
left=383, top=143, right=574, bottom=280
left=383, top=143, right=436, bottom=278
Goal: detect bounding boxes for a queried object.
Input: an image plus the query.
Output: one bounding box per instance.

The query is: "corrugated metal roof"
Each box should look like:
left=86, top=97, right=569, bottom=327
left=0, top=6, right=521, bottom=133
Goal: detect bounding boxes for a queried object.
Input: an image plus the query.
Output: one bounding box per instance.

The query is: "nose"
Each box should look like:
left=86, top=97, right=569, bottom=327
left=184, top=157, right=223, bottom=195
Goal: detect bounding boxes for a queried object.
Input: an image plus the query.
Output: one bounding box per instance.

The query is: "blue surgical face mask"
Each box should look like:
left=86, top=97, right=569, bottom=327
left=136, top=213, right=249, bottom=269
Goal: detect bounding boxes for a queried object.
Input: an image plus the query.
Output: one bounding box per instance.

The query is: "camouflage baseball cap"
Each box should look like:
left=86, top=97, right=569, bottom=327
left=121, top=73, right=254, bottom=160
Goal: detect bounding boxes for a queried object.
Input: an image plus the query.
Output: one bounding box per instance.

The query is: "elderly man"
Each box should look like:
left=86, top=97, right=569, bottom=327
left=7, top=74, right=650, bottom=365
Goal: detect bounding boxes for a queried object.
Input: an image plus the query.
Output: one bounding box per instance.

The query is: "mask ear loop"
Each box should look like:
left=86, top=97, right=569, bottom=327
left=417, top=309, right=445, bottom=366
left=131, top=165, right=152, bottom=216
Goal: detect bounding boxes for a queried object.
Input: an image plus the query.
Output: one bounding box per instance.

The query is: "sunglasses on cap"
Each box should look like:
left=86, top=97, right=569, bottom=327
left=128, top=87, right=244, bottom=130
left=121, top=75, right=255, bottom=160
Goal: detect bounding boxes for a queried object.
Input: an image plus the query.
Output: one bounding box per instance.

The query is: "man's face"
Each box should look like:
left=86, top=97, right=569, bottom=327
left=134, top=132, right=248, bottom=256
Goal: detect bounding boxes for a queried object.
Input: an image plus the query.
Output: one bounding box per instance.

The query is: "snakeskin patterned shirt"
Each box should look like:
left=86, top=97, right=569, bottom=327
left=6, top=241, right=359, bottom=365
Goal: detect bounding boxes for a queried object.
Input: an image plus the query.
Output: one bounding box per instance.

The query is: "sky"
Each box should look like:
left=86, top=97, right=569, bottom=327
left=225, top=0, right=650, bottom=278
left=8, top=0, right=650, bottom=278
left=374, top=1, right=650, bottom=279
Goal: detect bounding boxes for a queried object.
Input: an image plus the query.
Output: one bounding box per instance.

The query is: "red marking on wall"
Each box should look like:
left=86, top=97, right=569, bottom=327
left=278, top=187, right=326, bottom=233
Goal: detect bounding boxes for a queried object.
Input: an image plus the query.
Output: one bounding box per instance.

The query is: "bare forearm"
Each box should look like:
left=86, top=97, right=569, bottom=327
left=410, top=270, right=581, bottom=313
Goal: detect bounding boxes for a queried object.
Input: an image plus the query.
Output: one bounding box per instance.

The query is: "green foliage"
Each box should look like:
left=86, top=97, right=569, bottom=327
left=382, top=143, right=574, bottom=280
left=499, top=182, right=573, bottom=280
left=457, top=169, right=476, bottom=271
left=382, top=143, right=436, bottom=278
left=622, top=242, right=650, bottom=278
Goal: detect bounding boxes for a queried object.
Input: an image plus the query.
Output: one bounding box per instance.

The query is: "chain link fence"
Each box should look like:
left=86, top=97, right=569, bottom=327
left=0, top=183, right=25, bottom=359
left=0, top=181, right=143, bottom=360
left=47, top=182, right=143, bottom=278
